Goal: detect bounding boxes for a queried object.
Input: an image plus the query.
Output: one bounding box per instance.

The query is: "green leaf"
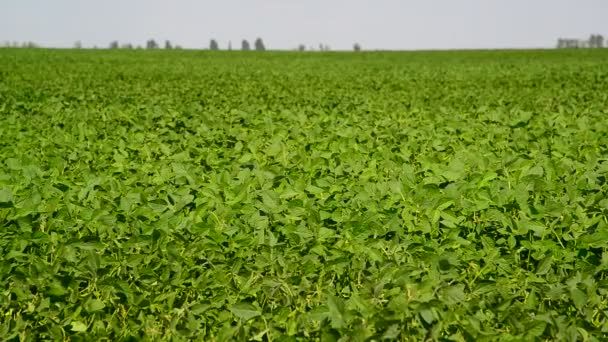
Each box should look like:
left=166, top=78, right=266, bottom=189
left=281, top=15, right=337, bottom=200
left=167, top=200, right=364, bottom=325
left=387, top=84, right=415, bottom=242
left=519, top=219, right=546, bottom=236
left=536, top=256, right=553, bottom=275
left=84, top=299, right=105, bottom=313
left=5, top=158, right=21, bottom=170
left=437, top=200, right=454, bottom=211
left=440, top=284, right=466, bottom=305
left=477, top=172, right=498, bottom=189
left=525, top=166, right=544, bottom=177
left=382, top=324, right=400, bottom=339
left=525, top=321, right=547, bottom=337
left=419, top=307, right=435, bottom=324
left=327, top=295, right=346, bottom=329
left=190, top=303, right=211, bottom=315
left=70, top=321, right=88, bottom=332
left=0, top=187, right=13, bottom=203
left=120, top=192, right=141, bottom=212
left=279, top=190, right=300, bottom=199
left=307, top=305, right=330, bottom=322
left=579, top=230, right=608, bottom=247
left=570, top=288, right=587, bottom=309
left=230, top=303, right=261, bottom=321
left=47, top=283, right=68, bottom=297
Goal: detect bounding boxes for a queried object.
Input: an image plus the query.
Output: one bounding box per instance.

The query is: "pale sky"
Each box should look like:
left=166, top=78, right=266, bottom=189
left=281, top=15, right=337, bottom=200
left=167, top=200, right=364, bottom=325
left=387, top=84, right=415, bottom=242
left=1, top=0, right=607, bottom=50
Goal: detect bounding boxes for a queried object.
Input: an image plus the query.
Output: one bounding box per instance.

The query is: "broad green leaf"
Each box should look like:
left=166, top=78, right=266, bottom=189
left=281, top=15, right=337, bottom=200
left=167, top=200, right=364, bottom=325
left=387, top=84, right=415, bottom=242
left=525, top=321, right=547, bottom=337
left=327, top=295, right=346, bottom=329
left=0, top=187, right=13, bottom=203
left=536, top=256, right=553, bottom=275
left=419, top=307, right=436, bottom=324
left=230, top=303, right=261, bottom=321
left=440, top=284, right=466, bottom=305
left=70, top=321, right=88, bottom=332
left=570, top=288, right=587, bottom=309
left=84, top=299, right=105, bottom=313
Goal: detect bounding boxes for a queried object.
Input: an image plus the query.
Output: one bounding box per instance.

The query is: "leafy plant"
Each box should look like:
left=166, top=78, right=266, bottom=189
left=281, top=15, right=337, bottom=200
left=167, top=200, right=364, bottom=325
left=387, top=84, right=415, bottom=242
left=1, top=48, right=608, bottom=341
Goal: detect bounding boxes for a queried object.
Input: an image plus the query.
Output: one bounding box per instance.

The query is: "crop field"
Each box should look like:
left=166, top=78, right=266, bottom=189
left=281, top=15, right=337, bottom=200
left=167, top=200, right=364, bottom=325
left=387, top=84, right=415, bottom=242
left=1, top=48, right=608, bottom=341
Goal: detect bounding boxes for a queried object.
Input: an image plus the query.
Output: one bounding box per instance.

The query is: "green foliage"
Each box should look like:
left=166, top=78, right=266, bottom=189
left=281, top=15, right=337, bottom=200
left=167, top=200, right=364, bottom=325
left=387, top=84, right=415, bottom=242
left=1, top=48, right=608, bottom=340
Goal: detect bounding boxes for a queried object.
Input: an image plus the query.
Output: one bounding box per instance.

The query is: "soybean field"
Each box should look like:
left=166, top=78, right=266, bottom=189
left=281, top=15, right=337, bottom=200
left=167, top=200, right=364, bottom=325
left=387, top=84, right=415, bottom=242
left=1, top=48, right=608, bottom=341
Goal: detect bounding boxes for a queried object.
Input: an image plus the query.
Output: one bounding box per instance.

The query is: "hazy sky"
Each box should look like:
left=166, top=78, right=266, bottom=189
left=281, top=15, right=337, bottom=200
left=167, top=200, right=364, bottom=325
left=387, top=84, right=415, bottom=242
left=1, top=0, right=607, bottom=50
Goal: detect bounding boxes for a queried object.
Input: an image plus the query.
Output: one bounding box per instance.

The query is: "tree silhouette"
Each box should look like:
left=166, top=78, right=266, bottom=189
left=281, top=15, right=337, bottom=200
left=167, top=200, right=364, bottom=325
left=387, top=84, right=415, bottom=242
left=589, top=35, right=597, bottom=48
left=146, top=39, right=158, bottom=49
left=242, top=40, right=251, bottom=51
left=318, top=44, right=330, bottom=51
left=210, top=39, right=219, bottom=50
left=165, top=40, right=173, bottom=49
left=254, top=38, right=265, bottom=51
left=109, top=41, right=119, bottom=49
left=353, top=43, right=361, bottom=52
left=589, top=34, right=604, bottom=48
left=298, top=44, right=306, bottom=52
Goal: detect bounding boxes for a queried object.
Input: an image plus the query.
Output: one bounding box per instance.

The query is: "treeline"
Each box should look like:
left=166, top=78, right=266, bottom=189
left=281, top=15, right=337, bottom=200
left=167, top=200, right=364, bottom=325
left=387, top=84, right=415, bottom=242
left=0, top=41, right=39, bottom=48
left=105, top=40, right=183, bottom=50
left=557, top=34, right=605, bottom=49
left=208, top=38, right=266, bottom=51
left=102, top=38, right=363, bottom=51
left=1, top=38, right=363, bottom=51
left=98, top=38, right=267, bottom=51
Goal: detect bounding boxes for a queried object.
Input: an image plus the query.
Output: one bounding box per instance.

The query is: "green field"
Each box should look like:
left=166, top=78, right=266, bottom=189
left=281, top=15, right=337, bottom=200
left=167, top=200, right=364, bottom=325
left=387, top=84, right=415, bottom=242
left=2, top=48, right=608, bottom=341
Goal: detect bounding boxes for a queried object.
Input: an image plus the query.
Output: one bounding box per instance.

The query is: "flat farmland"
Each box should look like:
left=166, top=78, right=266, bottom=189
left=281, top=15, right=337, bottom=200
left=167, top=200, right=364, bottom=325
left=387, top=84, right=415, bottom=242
left=1, top=48, right=608, bottom=341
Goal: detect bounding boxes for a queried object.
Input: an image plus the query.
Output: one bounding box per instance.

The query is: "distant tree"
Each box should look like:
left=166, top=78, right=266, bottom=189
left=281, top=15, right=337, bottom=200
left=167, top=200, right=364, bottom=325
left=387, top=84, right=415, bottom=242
left=174, top=45, right=183, bottom=49
left=146, top=39, right=159, bottom=49
left=241, top=39, right=251, bottom=51
left=318, top=44, right=330, bottom=51
left=353, top=43, right=361, bottom=52
left=298, top=44, right=306, bottom=51
left=254, top=38, right=265, bottom=51
left=588, top=35, right=596, bottom=48
left=164, top=40, right=173, bottom=49
left=590, top=34, right=604, bottom=48
left=210, top=39, right=219, bottom=50
left=74, top=41, right=82, bottom=49
left=121, top=43, right=133, bottom=49
left=109, top=41, right=119, bottom=49
left=228, top=41, right=232, bottom=50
